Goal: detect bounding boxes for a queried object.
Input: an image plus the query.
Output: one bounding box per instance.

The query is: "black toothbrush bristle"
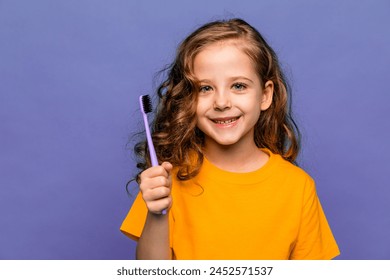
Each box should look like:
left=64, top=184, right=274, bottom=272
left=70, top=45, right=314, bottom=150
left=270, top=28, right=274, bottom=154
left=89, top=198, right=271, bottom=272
left=141, top=95, right=153, bottom=114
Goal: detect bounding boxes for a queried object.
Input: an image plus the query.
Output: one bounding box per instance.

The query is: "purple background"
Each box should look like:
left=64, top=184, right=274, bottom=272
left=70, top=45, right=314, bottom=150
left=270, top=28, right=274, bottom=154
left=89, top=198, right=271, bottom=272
left=1, top=0, right=389, bottom=260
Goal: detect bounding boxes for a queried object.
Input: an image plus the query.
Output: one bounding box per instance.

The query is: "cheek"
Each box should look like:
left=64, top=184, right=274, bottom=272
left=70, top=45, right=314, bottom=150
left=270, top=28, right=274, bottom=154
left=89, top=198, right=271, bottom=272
left=195, top=104, right=202, bottom=126
left=241, top=100, right=262, bottom=121
left=195, top=99, right=206, bottom=117
left=195, top=103, right=208, bottom=129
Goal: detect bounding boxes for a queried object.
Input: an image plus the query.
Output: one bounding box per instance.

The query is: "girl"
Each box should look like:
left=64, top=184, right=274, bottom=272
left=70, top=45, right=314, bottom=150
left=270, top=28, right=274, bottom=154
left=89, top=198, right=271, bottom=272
left=121, top=18, right=340, bottom=260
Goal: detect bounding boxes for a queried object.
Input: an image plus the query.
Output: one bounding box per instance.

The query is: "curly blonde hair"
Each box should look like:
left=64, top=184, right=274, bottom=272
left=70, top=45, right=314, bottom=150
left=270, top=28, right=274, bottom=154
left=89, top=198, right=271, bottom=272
left=134, top=18, right=300, bottom=182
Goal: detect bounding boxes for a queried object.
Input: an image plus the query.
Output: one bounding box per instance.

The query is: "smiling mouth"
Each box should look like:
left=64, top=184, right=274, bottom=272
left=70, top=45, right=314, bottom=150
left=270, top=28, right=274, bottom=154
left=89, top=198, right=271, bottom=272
left=212, top=117, right=240, bottom=124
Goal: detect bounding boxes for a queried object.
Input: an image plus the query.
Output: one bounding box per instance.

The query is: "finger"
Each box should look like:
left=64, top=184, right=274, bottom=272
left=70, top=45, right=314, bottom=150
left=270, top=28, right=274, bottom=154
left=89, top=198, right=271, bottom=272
left=142, top=186, right=171, bottom=201
left=140, top=176, right=170, bottom=192
left=147, top=196, right=172, bottom=214
left=140, top=164, right=171, bottom=180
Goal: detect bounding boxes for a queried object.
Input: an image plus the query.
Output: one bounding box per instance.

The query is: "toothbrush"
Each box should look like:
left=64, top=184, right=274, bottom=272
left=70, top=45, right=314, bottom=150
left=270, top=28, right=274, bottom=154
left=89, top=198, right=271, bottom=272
left=139, top=95, right=167, bottom=215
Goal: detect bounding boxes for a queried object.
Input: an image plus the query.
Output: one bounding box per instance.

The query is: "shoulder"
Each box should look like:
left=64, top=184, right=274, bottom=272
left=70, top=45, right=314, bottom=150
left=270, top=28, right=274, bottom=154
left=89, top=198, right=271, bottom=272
left=264, top=149, right=315, bottom=189
left=267, top=149, right=311, bottom=176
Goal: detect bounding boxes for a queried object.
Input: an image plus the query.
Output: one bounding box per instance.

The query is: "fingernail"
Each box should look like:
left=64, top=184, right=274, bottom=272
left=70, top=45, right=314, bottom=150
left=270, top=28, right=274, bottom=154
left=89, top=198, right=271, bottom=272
left=161, top=209, right=167, bottom=215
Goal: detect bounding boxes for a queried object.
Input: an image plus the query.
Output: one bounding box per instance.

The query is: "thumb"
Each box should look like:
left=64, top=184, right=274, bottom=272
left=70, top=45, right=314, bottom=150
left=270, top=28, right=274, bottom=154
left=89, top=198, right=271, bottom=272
left=161, top=161, right=173, bottom=174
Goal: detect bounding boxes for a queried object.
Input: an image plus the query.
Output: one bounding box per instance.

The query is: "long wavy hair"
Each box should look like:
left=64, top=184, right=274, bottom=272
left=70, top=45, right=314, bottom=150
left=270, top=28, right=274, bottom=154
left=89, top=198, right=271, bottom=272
left=134, top=18, right=300, bottom=182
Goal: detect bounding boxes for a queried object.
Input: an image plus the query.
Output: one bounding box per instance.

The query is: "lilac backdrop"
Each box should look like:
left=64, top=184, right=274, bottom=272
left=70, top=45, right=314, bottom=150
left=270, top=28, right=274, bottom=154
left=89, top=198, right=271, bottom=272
left=0, top=0, right=389, bottom=260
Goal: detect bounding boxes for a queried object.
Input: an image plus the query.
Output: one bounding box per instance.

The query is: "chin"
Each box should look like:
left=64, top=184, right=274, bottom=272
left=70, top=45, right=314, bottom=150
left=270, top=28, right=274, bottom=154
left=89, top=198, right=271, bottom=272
left=213, top=138, right=240, bottom=147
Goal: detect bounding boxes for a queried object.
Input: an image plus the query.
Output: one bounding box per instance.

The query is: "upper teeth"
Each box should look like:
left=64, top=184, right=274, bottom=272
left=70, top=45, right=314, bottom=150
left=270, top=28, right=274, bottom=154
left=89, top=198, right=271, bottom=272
left=214, top=118, right=238, bottom=124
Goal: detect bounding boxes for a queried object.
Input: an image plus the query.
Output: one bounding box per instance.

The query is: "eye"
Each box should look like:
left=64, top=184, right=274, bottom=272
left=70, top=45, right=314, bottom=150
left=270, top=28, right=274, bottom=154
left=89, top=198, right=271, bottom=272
left=199, top=85, right=213, bottom=93
left=232, top=83, right=247, bottom=91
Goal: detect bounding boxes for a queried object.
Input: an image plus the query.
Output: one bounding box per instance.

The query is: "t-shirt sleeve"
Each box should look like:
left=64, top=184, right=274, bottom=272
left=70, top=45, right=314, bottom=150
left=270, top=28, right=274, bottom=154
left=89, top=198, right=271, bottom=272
left=120, top=192, right=148, bottom=241
left=290, top=178, right=340, bottom=260
left=120, top=192, right=175, bottom=249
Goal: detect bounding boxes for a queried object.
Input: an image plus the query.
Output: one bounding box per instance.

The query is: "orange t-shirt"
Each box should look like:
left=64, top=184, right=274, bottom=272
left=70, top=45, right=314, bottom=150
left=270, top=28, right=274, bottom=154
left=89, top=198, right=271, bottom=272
left=120, top=149, right=340, bottom=259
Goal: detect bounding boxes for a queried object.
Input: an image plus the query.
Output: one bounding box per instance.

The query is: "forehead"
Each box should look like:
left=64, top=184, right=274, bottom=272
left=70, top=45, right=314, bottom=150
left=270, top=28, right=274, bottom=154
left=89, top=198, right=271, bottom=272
left=192, top=40, right=257, bottom=77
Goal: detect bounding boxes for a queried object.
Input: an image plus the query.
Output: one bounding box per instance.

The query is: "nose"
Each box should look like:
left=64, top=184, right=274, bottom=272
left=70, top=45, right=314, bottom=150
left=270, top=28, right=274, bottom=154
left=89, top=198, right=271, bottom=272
left=213, top=90, right=231, bottom=111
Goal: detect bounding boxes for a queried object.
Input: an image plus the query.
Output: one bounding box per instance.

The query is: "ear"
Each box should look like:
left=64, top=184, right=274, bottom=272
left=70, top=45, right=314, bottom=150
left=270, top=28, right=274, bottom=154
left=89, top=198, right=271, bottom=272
left=260, top=80, right=274, bottom=111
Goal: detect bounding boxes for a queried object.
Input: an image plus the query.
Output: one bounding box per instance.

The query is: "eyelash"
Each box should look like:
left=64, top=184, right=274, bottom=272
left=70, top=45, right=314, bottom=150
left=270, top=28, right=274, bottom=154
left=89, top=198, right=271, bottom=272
left=232, top=83, right=247, bottom=91
left=199, top=85, right=212, bottom=93
left=199, top=83, right=247, bottom=93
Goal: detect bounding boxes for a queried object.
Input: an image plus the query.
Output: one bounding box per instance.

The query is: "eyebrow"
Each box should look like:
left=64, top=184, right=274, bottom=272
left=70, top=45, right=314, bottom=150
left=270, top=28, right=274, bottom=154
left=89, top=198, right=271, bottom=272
left=197, top=79, right=212, bottom=83
left=197, top=76, right=255, bottom=84
left=229, top=76, right=254, bottom=83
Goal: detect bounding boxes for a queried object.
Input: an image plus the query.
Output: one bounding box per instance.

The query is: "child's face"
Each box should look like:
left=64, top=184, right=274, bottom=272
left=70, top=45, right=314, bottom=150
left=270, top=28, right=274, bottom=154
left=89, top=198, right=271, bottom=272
left=193, top=40, right=273, bottom=150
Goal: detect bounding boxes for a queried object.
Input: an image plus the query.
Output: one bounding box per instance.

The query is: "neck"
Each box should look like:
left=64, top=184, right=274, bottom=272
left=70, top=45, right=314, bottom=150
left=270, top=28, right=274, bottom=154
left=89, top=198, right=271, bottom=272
left=203, top=141, right=268, bottom=173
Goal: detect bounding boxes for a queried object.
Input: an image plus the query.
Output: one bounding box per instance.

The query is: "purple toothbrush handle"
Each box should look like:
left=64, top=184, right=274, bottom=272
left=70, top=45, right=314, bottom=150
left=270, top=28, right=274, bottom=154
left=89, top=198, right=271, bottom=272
left=140, top=96, right=166, bottom=214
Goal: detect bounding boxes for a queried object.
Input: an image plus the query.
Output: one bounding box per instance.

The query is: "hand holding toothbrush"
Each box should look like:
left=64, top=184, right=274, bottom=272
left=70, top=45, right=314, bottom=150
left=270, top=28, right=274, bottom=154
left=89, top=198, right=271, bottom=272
left=139, top=95, right=171, bottom=215
left=139, top=162, right=173, bottom=215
